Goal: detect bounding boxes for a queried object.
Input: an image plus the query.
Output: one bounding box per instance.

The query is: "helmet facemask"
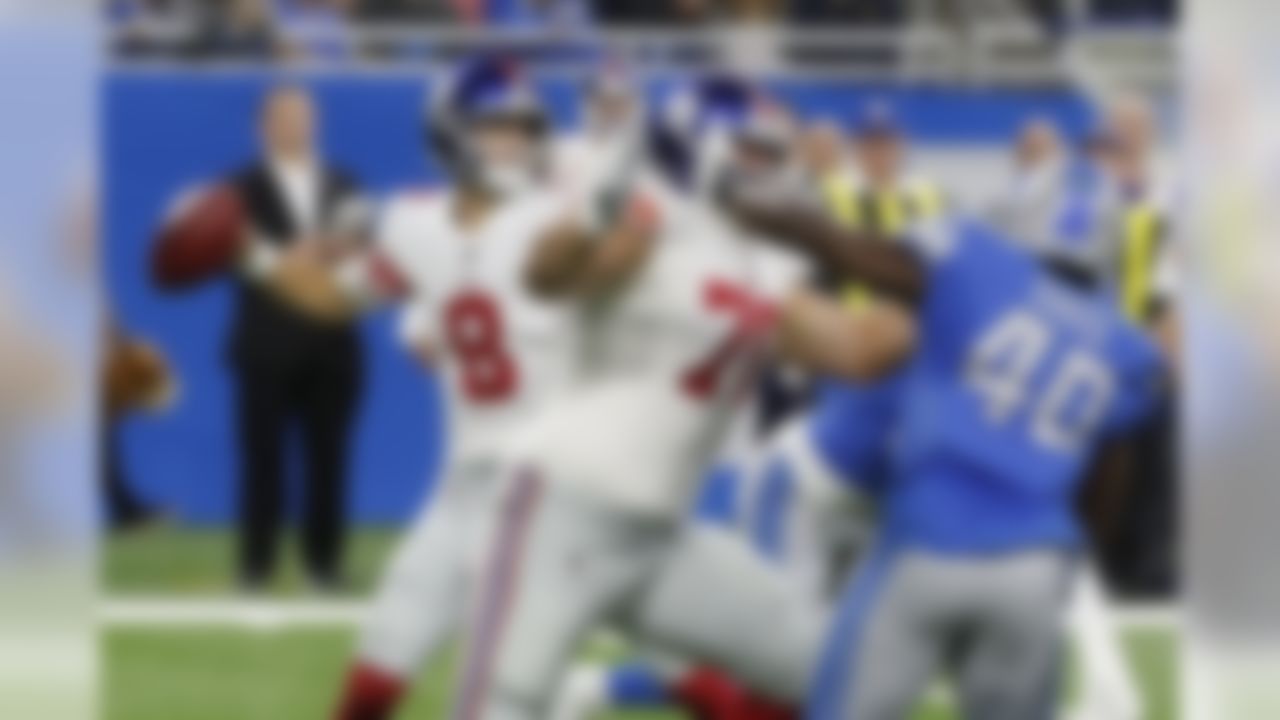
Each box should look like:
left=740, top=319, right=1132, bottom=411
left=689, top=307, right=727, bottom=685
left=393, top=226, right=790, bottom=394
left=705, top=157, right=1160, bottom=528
left=711, top=113, right=804, bottom=210
left=462, top=112, right=548, bottom=199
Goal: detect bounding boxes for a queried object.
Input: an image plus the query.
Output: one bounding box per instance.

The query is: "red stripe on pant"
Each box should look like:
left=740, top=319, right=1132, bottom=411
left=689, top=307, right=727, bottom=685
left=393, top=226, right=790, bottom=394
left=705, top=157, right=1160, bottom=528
left=454, top=469, right=544, bottom=720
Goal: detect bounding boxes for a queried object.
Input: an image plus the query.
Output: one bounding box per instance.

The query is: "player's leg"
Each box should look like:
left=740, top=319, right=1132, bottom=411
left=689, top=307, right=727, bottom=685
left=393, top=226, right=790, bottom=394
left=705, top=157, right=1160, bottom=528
left=631, top=525, right=828, bottom=704
left=739, top=417, right=873, bottom=603
left=544, top=444, right=795, bottom=720
left=950, top=550, right=1075, bottom=720
left=808, top=548, right=945, bottom=720
left=1066, top=562, right=1144, bottom=720
left=550, top=659, right=681, bottom=720
left=333, top=465, right=494, bottom=719
left=453, top=471, right=668, bottom=720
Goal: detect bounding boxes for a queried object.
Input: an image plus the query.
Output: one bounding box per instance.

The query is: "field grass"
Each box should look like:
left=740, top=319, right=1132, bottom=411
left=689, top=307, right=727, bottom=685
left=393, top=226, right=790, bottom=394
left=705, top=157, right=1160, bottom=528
left=104, top=526, right=1178, bottom=719
left=105, top=525, right=401, bottom=596
left=103, top=626, right=1176, bottom=720
left=103, top=628, right=667, bottom=720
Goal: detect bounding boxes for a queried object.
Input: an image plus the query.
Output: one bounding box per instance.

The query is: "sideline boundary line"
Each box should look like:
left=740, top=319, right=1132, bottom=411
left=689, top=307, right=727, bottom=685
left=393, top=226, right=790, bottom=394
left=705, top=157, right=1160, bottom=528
left=101, top=597, right=1181, bottom=632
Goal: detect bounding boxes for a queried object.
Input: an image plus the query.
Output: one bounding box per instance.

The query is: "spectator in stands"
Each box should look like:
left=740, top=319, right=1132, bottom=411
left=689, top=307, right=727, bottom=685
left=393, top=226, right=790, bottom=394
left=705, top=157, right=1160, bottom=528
left=488, top=0, right=594, bottom=28
left=790, top=0, right=904, bottom=26
left=109, top=0, right=190, bottom=26
left=271, top=0, right=358, bottom=60
left=111, top=0, right=202, bottom=59
left=1099, top=94, right=1171, bottom=320
left=798, top=118, right=857, bottom=214
left=987, top=115, right=1072, bottom=254
left=354, top=0, right=455, bottom=20
left=188, top=0, right=284, bottom=61
left=835, top=102, right=944, bottom=236
left=592, top=0, right=715, bottom=26
left=1092, top=0, right=1176, bottom=23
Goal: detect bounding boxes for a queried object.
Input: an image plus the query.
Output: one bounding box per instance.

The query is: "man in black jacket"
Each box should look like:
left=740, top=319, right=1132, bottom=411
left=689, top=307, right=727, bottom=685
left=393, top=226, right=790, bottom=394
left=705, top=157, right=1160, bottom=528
left=230, top=84, right=365, bottom=592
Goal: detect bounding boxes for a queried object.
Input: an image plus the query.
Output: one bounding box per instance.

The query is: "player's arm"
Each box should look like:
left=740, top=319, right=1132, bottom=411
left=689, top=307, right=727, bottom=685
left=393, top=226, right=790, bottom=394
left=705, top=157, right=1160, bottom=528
left=1077, top=437, right=1134, bottom=548
left=775, top=289, right=917, bottom=381
left=721, top=189, right=927, bottom=305
left=264, top=195, right=419, bottom=321
left=526, top=193, right=658, bottom=299
left=397, top=300, right=440, bottom=370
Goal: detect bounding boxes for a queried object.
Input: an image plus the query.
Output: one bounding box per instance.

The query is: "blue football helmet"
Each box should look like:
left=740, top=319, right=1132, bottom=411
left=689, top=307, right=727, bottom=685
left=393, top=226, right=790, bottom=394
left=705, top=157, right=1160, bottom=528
left=427, top=55, right=550, bottom=196
left=647, top=75, right=795, bottom=196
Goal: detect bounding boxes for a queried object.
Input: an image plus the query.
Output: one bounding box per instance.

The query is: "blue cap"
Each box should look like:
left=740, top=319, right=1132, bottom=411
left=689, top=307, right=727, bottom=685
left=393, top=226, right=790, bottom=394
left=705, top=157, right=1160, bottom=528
left=856, top=101, right=901, bottom=139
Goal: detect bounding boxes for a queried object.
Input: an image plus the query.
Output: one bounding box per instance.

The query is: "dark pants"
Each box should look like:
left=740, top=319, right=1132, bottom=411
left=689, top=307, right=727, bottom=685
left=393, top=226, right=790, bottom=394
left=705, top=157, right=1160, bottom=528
left=235, top=346, right=361, bottom=587
left=103, top=423, right=158, bottom=532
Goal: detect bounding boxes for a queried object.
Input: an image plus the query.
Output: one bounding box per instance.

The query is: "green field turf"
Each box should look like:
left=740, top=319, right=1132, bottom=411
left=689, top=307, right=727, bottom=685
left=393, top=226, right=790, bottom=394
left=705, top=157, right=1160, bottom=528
left=105, top=527, right=1178, bottom=719
left=105, top=525, right=401, bottom=596
left=103, top=626, right=1176, bottom=720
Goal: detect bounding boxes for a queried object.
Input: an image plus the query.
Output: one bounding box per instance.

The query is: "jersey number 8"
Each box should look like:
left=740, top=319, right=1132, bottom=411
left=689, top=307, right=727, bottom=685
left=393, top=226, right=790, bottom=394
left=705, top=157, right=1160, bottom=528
left=966, top=310, right=1115, bottom=452
left=445, top=289, right=519, bottom=404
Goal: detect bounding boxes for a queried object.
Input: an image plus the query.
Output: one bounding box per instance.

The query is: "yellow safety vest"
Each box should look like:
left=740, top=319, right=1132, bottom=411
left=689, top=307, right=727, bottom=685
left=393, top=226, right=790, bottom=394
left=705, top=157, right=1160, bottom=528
left=819, top=174, right=943, bottom=307
left=1117, top=203, right=1164, bottom=323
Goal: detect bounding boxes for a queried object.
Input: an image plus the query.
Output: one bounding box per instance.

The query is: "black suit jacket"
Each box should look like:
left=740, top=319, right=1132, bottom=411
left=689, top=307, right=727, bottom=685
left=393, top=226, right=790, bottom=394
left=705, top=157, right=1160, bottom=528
left=227, top=162, right=364, bottom=371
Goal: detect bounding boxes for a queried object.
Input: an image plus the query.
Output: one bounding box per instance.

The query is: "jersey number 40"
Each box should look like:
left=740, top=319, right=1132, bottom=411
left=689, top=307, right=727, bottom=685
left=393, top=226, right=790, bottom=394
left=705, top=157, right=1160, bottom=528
left=965, top=310, right=1115, bottom=453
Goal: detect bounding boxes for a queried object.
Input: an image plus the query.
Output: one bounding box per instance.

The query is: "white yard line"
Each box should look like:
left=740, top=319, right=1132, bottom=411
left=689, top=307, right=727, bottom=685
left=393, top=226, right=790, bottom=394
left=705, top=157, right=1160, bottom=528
left=100, top=597, right=1182, bottom=633
left=100, top=597, right=367, bottom=630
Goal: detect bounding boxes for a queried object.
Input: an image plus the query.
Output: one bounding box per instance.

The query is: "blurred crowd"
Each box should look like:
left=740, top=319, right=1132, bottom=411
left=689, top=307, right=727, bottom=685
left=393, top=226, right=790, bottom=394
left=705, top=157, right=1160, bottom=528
left=108, top=0, right=1176, bottom=62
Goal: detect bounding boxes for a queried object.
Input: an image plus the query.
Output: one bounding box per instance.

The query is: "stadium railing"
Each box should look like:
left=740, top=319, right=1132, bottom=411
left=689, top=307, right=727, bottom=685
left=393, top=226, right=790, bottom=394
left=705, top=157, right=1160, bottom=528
left=108, top=22, right=1173, bottom=89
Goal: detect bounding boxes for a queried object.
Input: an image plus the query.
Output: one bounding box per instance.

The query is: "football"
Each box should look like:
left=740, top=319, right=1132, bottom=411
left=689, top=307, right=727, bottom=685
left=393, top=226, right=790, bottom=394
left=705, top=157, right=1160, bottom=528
left=151, top=183, right=247, bottom=290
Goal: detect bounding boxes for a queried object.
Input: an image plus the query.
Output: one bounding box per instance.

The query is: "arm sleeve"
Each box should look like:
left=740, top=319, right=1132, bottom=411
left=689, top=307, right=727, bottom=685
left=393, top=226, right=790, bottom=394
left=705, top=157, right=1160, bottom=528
left=238, top=233, right=282, bottom=281
left=336, top=197, right=419, bottom=304
left=396, top=299, right=437, bottom=349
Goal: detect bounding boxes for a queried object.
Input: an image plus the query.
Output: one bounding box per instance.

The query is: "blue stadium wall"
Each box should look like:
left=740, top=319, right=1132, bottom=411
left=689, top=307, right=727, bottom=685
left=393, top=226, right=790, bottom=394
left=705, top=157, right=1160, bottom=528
left=104, top=71, right=1097, bottom=526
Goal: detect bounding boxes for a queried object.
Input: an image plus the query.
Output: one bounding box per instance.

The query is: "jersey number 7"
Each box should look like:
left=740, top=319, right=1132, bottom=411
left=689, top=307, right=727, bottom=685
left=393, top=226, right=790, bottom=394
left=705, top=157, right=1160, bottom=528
left=682, top=279, right=778, bottom=400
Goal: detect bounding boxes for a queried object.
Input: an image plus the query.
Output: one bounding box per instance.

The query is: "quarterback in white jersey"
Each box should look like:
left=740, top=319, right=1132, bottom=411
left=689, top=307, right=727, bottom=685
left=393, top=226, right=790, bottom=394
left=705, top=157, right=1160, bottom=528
left=453, top=77, right=916, bottom=720
left=332, top=58, right=582, bottom=720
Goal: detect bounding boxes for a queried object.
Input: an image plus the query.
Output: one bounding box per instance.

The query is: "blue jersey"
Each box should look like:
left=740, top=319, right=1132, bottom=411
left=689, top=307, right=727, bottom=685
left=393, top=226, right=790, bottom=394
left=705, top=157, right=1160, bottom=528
left=881, top=218, right=1166, bottom=553
left=808, top=376, right=903, bottom=497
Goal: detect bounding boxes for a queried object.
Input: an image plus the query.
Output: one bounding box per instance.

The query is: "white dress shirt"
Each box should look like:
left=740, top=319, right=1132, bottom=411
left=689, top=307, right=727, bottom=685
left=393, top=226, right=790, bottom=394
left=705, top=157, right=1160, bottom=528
left=270, top=155, right=322, bottom=236
left=243, top=155, right=322, bottom=280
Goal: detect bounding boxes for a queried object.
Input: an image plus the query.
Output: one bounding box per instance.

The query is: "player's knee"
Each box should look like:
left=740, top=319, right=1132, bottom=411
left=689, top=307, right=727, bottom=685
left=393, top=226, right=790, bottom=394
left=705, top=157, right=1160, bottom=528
left=728, top=611, right=825, bottom=702
left=356, top=575, right=456, bottom=675
left=477, top=650, right=561, bottom=720
left=465, top=690, right=542, bottom=720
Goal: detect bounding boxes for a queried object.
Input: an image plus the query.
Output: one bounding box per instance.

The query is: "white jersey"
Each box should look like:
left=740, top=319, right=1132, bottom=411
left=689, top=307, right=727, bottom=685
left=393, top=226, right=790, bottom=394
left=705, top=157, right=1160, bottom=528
left=377, top=188, right=577, bottom=468
left=509, top=177, right=809, bottom=516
